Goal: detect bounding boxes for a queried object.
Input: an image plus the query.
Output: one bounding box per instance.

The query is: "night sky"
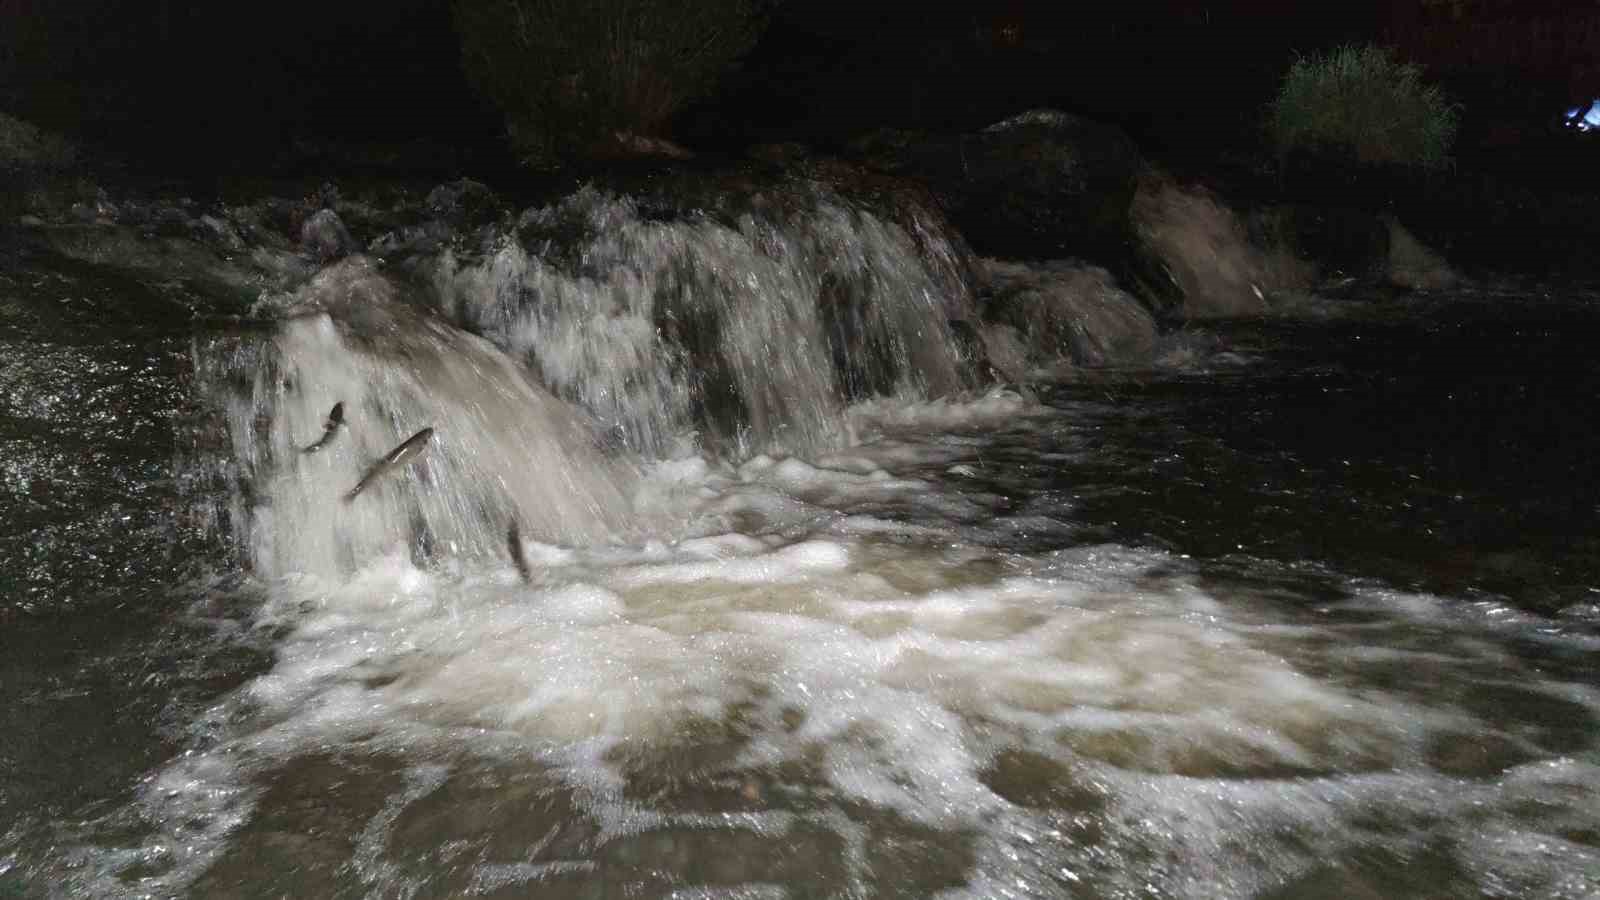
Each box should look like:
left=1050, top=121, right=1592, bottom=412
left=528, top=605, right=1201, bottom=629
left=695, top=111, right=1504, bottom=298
left=1, top=1, right=1593, bottom=174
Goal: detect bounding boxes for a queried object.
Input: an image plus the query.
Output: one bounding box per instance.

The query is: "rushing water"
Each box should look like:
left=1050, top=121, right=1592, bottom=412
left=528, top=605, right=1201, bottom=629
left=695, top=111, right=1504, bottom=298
left=2, top=183, right=1599, bottom=899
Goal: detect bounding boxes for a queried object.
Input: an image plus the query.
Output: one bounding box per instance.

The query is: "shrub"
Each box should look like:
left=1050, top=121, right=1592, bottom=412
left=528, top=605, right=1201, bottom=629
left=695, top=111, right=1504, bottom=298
left=453, top=0, right=771, bottom=165
left=1268, top=44, right=1459, bottom=170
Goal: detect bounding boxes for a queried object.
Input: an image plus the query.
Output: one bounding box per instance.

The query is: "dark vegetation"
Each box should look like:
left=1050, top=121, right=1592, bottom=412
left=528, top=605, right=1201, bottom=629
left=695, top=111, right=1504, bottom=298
left=453, top=0, right=773, bottom=166
left=1, top=0, right=1597, bottom=277
left=1266, top=45, right=1459, bottom=171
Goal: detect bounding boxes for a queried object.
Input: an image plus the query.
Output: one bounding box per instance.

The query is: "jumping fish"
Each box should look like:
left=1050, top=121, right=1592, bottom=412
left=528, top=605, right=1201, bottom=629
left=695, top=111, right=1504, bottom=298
left=507, top=519, right=533, bottom=584
left=343, top=427, right=434, bottom=502
left=301, top=401, right=346, bottom=454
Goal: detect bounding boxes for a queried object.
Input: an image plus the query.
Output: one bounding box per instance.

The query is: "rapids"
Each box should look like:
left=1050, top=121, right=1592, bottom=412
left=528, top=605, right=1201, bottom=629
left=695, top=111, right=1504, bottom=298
left=2, top=178, right=1597, bottom=899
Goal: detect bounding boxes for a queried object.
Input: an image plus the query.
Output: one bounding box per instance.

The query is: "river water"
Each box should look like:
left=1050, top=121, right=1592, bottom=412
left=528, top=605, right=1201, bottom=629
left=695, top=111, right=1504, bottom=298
left=2, top=188, right=1598, bottom=898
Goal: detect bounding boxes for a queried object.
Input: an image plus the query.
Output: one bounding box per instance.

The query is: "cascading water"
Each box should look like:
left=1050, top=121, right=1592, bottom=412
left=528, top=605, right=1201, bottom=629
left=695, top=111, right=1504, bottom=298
left=14, top=173, right=1598, bottom=899
left=433, top=183, right=977, bottom=458
left=196, top=257, right=639, bottom=581
left=192, top=179, right=988, bottom=579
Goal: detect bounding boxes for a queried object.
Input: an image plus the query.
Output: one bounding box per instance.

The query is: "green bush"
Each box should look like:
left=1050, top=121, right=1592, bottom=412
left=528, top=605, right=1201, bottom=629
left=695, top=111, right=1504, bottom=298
left=454, top=0, right=771, bottom=165
left=1268, top=44, right=1459, bottom=170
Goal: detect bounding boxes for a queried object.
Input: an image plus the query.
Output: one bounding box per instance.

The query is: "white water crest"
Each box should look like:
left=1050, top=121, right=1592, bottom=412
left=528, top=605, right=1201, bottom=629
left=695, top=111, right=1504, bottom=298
left=433, top=184, right=978, bottom=458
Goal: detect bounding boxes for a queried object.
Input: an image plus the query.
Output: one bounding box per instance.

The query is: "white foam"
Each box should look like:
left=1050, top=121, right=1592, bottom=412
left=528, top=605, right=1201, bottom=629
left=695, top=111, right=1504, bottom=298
left=849, top=386, right=1044, bottom=435
left=77, top=421, right=1600, bottom=897
left=614, top=540, right=850, bottom=587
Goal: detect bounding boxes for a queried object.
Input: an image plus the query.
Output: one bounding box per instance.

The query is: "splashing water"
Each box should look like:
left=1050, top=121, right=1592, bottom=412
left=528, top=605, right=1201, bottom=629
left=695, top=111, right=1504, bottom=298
left=15, top=182, right=1598, bottom=899
left=433, top=184, right=976, bottom=458
left=197, top=258, right=639, bottom=581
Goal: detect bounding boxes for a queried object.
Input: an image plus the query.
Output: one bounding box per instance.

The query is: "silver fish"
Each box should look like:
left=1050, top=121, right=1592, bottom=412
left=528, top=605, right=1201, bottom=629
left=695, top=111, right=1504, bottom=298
left=507, top=519, right=533, bottom=584
left=301, top=401, right=345, bottom=454
left=343, top=427, right=434, bottom=502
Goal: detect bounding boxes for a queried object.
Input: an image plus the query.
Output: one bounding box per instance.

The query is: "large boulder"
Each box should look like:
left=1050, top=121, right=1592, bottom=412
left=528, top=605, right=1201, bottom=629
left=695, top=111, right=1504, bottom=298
left=850, top=109, right=1142, bottom=260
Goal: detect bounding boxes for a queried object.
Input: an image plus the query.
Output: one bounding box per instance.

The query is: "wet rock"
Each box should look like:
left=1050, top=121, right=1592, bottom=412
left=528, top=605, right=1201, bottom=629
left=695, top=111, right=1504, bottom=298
left=979, top=259, right=1157, bottom=367
left=424, top=178, right=507, bottom=231
left=369, top=221, right=454, bottom=260
left=850, top=109, right=1141, bottom=260
left=299, top=208, right=357, bottom=261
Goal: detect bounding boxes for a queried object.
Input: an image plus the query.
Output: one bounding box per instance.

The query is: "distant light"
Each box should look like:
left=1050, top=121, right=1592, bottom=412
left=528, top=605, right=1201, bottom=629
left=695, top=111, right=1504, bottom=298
left=1566, top=100, right=1600, bottom=132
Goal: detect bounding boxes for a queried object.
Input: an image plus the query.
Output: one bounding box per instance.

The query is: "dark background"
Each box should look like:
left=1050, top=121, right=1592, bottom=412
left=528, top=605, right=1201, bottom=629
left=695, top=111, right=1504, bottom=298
left=1, top=1, right=1595, bottom=176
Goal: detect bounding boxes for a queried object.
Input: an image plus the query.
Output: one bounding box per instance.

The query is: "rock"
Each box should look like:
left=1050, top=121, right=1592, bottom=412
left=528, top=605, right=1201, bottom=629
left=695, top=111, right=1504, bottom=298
left=850, top=109, right=1142, bottom=260
left=299, top=208, right=356, bottom=261
left=978, top=259, right=1157, bottom=367
left=424, top=178, right=507, bottom=231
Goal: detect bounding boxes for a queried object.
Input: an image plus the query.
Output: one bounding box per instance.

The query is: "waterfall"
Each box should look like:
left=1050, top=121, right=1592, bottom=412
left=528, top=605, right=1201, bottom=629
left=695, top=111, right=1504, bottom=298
left=194, top=259, right=637, bottom=580
left=433, top=182, right=978, bottom=458
left=191, top=177, right=986, bottom=577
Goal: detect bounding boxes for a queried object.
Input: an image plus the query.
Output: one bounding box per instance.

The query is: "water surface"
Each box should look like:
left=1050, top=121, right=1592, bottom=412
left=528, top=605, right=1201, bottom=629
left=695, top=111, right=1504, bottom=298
left=2, top=237, right=1597, bottom=898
